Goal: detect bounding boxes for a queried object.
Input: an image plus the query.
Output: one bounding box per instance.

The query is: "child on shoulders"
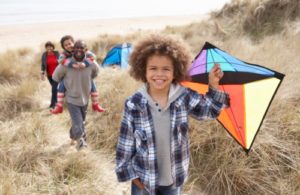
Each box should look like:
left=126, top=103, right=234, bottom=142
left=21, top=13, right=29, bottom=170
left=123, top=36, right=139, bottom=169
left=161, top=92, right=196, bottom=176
left=51, top=35, right=105, bottom=114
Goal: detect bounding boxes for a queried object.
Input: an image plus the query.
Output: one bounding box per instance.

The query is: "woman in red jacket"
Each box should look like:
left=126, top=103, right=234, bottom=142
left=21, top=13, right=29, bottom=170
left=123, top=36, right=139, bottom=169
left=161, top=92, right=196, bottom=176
left=40, top=41, right=60, bottom=109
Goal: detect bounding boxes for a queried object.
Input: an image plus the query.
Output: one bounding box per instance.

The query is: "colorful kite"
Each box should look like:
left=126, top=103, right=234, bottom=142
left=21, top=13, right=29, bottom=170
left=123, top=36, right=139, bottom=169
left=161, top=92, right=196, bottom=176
left=182, top=42, right=285, bottom=153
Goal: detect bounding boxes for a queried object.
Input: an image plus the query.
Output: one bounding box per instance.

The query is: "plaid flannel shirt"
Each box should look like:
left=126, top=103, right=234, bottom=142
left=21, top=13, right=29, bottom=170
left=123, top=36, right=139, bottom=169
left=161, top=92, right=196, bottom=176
left=115, top=86, right=229, bottom=194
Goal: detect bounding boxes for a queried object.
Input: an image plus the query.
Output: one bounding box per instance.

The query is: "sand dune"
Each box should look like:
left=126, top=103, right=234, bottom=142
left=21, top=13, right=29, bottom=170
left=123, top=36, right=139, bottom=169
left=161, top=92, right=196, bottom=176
left=0, top=14, right=205, bottom=52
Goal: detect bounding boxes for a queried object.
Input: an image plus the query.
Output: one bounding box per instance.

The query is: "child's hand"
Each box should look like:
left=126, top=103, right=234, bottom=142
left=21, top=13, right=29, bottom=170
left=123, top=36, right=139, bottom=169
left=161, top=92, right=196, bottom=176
left=132, top=178, right=145, bottom=189
left=208, top=63, right=223, bottom=89
left=78, top=62, right=86, bottom=69
left=72, top=63, right=80, bottom=69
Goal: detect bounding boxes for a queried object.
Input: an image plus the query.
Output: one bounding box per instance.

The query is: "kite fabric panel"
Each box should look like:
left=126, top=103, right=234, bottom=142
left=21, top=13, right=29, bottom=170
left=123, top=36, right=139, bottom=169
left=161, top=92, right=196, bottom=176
left=181, top=42, right=285, bottom=153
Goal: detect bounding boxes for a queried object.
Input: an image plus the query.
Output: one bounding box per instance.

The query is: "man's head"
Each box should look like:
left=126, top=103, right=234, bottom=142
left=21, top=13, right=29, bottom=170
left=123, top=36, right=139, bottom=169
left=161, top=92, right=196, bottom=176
left=73, top=40, right=87, bottom=62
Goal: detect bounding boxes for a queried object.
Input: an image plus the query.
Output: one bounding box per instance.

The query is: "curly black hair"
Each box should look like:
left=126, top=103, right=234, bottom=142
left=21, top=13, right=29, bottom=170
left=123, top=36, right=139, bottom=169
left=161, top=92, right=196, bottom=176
left=129, top=34, right=191, bottom=83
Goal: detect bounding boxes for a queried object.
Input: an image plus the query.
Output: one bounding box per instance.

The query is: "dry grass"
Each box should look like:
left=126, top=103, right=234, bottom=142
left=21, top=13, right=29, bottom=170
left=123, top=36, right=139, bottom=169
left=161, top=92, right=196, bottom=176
left=0, top=48, right=39, bottom=121
left=0, top=79, right=39, bottom=121
left=0, top=0, right=299, bottom=194
left=0, top=48, right=36, bottom=84
left=211, top=0, right=300, bottom=41
left=86, top=68, right=141, bottom=152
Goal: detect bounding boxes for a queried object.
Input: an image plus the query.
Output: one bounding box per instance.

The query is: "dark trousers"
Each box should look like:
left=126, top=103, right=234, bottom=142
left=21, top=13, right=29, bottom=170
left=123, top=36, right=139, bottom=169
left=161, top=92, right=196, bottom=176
left=47, top=76, right=58, bottom=107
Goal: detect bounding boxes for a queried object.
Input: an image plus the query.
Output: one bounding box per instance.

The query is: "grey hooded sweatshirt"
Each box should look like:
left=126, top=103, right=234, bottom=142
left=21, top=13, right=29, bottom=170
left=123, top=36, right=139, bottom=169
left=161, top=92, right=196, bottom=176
left=140, top=84, right=185, bottom=186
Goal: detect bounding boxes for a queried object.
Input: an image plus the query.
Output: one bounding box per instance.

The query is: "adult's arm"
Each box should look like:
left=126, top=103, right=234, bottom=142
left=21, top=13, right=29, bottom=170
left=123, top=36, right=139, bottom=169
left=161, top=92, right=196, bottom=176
left=52, top=64, right=66, bottom=83
left=41, top=52, right=46, bottom=73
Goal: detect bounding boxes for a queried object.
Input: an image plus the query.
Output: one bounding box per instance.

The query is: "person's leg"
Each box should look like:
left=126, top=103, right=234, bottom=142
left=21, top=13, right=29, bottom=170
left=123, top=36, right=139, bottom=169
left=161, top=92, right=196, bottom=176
left=80, top=104, right=88, bottom=142
left=76, top=104, right=88, bottom=150
left=157, top=185, right=181, bottom=195
left=69, top=100, right=87, bottom=146
left=67, top=103, right=87, bottom=150
left=51, top=80, right=66, bottom=114
left=131, top=182, right=149, bottom=195
left=90, top=81, right=105, bottom=112
left=47, top=76, right=57, bottom=108
left=51, top=78, right=58, bottom=108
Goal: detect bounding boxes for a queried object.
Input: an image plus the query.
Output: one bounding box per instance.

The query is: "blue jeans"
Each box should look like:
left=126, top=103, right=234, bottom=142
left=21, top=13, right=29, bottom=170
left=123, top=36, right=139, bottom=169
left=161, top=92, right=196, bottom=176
left=131, top=182, right=181, bottom=195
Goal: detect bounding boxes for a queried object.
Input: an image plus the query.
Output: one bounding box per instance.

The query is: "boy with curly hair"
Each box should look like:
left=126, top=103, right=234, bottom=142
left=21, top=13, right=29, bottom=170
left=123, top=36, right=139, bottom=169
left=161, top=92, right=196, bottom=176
left=115, top=34, right=229, bottom=195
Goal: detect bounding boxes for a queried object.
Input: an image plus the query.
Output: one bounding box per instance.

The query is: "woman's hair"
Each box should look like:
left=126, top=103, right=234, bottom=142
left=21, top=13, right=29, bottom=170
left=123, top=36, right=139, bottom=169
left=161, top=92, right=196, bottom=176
left=129, top=34, right=191, bottom=83
left=60, top=35, right=74, bottom=50
left=45, top=41, right=55, bottom=49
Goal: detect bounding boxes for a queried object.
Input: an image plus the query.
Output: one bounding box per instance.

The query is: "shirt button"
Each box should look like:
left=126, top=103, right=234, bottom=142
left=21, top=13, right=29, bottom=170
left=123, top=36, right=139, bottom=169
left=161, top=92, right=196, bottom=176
left=155, top=103, right=159, bottom=106
left=158, top=109, right=161, bottom=112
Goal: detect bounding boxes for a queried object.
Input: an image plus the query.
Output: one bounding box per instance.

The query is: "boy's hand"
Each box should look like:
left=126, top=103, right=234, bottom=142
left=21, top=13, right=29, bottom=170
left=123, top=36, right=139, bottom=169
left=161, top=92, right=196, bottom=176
left=72, top=63, right=80, bottom=69
left=208, top=63, right=223, bottom=89
left=78, top=62, right=86, bottom=69
left=132, top=178, right=145, bottom=189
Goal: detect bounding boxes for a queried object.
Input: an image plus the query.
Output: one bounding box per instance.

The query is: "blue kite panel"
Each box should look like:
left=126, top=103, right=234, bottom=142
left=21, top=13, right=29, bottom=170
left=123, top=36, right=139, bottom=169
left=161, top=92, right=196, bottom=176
left=214, top=48, right=274, bottom=75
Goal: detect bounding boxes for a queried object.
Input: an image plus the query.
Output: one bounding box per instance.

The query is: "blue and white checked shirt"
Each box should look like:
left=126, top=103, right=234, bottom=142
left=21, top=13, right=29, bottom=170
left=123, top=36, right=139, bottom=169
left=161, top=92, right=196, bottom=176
left=115, top=86, right=229, bottom=194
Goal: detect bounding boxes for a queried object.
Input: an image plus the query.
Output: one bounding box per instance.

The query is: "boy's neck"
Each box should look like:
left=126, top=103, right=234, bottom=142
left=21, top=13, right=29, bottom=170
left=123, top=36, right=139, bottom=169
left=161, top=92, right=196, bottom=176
left=148, top=87, right=170, bottom=108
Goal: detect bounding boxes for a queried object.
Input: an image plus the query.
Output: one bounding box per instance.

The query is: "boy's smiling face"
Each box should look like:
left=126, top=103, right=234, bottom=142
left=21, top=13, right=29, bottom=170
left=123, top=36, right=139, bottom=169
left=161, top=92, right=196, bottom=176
left=146, top=55, right=174, bottom=93
left=63, top=39, right=74, bottom=52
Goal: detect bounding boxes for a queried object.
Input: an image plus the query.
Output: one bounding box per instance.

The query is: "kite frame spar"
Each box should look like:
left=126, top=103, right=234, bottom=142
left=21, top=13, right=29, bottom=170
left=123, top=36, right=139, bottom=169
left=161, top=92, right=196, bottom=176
left=184, top=42, right=285, bottom=153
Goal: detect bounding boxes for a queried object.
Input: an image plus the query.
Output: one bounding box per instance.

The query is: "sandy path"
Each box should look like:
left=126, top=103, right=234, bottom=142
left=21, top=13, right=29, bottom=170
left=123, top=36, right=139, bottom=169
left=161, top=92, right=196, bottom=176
left=35, top=81, right=130, bottom=194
